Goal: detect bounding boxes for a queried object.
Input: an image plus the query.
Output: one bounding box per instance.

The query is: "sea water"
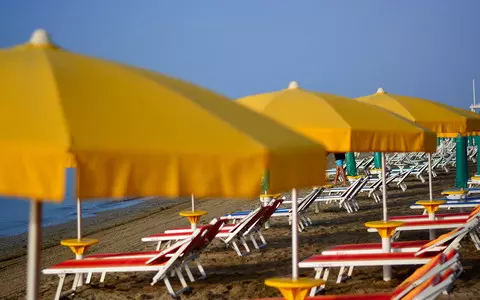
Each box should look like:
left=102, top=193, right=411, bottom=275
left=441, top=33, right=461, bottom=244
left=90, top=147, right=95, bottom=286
left=0, top=168, right=144, bottom=237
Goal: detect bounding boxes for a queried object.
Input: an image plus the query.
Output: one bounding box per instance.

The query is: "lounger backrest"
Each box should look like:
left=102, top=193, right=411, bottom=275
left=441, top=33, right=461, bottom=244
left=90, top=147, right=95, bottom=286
left=414, top=220, right=477, bottom=256
left=392, top=249, right=459, bottom=300
left=402, top=263, right=457, bottom=300
left=145, top=229, right=203, bottom=265
left=228, top=206, right=269, bottom=239
left=298, top=188, right=323, bottom=212
left=466, top=204, right=480, bottom=221
left=341, top=176, right=365, bottom=198
left=188, top=218, right=228, bottom=253
left=257, top=199, right=283, bottom=227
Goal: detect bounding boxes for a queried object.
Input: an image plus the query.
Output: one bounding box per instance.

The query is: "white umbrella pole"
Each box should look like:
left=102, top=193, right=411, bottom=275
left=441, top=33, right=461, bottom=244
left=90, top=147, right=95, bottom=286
left=380, top=153, right=392, bottom=280
left=191, top=194, right=195, bottom=212
left=291, top=188, right=299, bottom=280
left=382, top=153, right=387, bottom=221
left=428, top=154, right=433, bottom=201
left=427, top=153, right=436, bottom=239
left=26, top=200, right=42, bottom=300
left=77, top=197, right=82, bottom=240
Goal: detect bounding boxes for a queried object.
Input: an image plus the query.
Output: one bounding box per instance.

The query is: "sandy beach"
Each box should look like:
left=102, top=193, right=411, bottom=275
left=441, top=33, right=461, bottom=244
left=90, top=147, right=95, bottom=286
left=1, top=160, right=480, bottom=299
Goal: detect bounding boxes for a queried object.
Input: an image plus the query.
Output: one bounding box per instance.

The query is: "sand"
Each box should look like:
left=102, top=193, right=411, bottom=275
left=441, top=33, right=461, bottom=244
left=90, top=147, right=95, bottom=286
left=1, top=160, right=480, bottom=299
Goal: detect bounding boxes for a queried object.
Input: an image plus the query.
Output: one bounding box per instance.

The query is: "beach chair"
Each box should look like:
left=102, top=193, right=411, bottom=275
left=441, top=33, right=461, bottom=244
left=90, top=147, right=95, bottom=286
left=299, top=243, right=461, bottom=294
left=86, top=218, right=228, bottom=278
left=390, top=204, right=480, bottom=222
left=409, top=196, right=480, bottom=213
left=367, top=209, right=480, bottom=248
left=314, top=177, right=368, bottom=213
left=392, top=168, right=414, bottom=192
left=260, top=251, right=459, bottom=299
left=225, top=188, right=322, bottom=231
left=320, top=218, right=478, bottom=255
left=143, top=199, right=282, bottom=256
left=43, top=220, right=224, bottom=299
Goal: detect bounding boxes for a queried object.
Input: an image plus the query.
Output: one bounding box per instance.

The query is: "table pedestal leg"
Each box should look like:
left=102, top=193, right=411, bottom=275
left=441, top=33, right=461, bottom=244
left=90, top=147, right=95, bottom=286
left=381, top=237, right=391, bottom=281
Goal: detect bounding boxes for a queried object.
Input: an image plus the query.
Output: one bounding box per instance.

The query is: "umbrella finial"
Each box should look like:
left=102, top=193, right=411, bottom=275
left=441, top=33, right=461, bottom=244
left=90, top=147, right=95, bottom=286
left=29, top=29, right=54, bottom=46
left=376, top=87, right=387, bottom=94
left=288, top=81, right=300, bottom=89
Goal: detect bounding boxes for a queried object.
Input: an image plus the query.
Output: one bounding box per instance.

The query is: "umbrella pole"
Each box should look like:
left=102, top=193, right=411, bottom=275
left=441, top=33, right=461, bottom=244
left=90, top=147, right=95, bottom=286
left=381, top=153, right=387, bottom=222
left=428, top=154, right=433, bottom=201
left=26, top=200, right=42, bottom=300
left=191, top=194, right=195, bottom=212
left=381, top=153, right=391, bottom=281
left=77, top=197, right=82, bottom=240
left=291, top=188, right=298, bottom=280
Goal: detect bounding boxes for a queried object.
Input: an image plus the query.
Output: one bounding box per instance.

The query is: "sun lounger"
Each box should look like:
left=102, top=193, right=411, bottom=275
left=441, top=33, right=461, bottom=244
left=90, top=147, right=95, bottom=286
left=321, top=218, right=478, bottom=255
left=224, top=188, right=322, bottom=230
left=299, top=244, right=461, bottom=294
left=143, top=199, right=282, bottom=256
left=314, top=177, right=368, bottom=213
left=43, top=219, right=225, bottom=299
left=260, top=250, right=459, bottom=299
left=390, top=204, right=480, bottom=222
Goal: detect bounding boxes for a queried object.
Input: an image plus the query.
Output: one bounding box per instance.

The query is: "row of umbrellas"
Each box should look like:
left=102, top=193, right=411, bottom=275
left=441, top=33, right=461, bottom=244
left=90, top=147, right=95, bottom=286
left=2, top=30, right=480, bottom=299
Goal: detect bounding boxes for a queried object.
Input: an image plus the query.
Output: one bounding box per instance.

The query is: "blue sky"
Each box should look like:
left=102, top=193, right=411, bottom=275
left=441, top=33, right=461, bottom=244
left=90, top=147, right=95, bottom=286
left=1, top=1, right=479, bottom=108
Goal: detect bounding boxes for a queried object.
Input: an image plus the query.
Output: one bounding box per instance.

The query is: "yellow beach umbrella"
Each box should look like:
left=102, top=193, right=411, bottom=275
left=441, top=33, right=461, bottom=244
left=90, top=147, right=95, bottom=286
left=237, top=81, right=436, bottom=293
left=357, top=87, right=480, bottom=239
left=356, top=88, right=480, bottom=137
left=237, top=82, right=437, bottom=153
left=0, top=30, right=327, bottom=299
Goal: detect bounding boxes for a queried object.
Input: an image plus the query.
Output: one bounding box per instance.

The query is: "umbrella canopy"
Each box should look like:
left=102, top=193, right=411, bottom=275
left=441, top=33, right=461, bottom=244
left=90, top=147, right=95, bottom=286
left=0, top=30, right=327, bottom=202
left=236, top=82, right=437, bottom=153
left=356, top=88, right=480, bottom=137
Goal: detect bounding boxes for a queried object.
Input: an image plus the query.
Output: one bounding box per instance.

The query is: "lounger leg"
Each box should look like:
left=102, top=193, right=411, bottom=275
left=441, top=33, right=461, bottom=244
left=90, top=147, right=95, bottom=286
left=195, top=258, right=207, bottom=279
left=240, top=236, right=251, bottom=254
left=54, top=274, right=66, bottom=300
left=184, top=264, right=195, bottom=282
left=71, top=274, right=80, bottom=291
left=231, top=240, right=243, bottom=256
left=257, top=230, right=267, bottom=246
left=163, top=277, right=176, bottom=297
left=347, top=266, right=354, bottom=277
left=175, top=267, right=188, bottom=290
left=314, top=202, right=320, bottom=213
left=86, top=272, right=93, bottom=284
left=156, top=241, right=162, bottom=251
left=322, top=268, right=330, bottom=287
left=336, top=266, right=345, bottom=283
left=250, top=234, right=260, bottom=249
left=100, top=272, right=106, bottom=283
left=309, top=268, right=324, bottom=296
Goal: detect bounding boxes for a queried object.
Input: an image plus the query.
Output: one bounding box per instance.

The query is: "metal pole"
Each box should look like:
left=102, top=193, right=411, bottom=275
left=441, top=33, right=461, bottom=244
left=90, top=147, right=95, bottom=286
left=428, top=154, right=433, bottom=201
left=473, top=78, right=477, bottom=110
left=26, top=200, right=42, bottom=300
left=291, top=188, right=298, bottom=280
left=381, top=153, right=387, bottom=221
left=77, top=197, right=82, bottom=240
left=191, top=194, right=195, bottom=212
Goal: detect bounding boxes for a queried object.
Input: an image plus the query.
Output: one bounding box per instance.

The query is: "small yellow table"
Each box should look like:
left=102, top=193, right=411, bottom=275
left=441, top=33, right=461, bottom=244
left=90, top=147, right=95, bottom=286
left=60, top=238, right=98, bottom=287
left=179, top=210, right=208, bottom=230
left=60, top=238, right=99, bottom=259
left=265, top=277, right=325, bottom=300
left=364, top=221, right=405, bottom=239
left=441, top=188, right=467, bottom=200
left=365, top=221, right=405, bottom=281
left=416, top=200, right=447, bottom=214
left=416, top=200, right=447, bottom=239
